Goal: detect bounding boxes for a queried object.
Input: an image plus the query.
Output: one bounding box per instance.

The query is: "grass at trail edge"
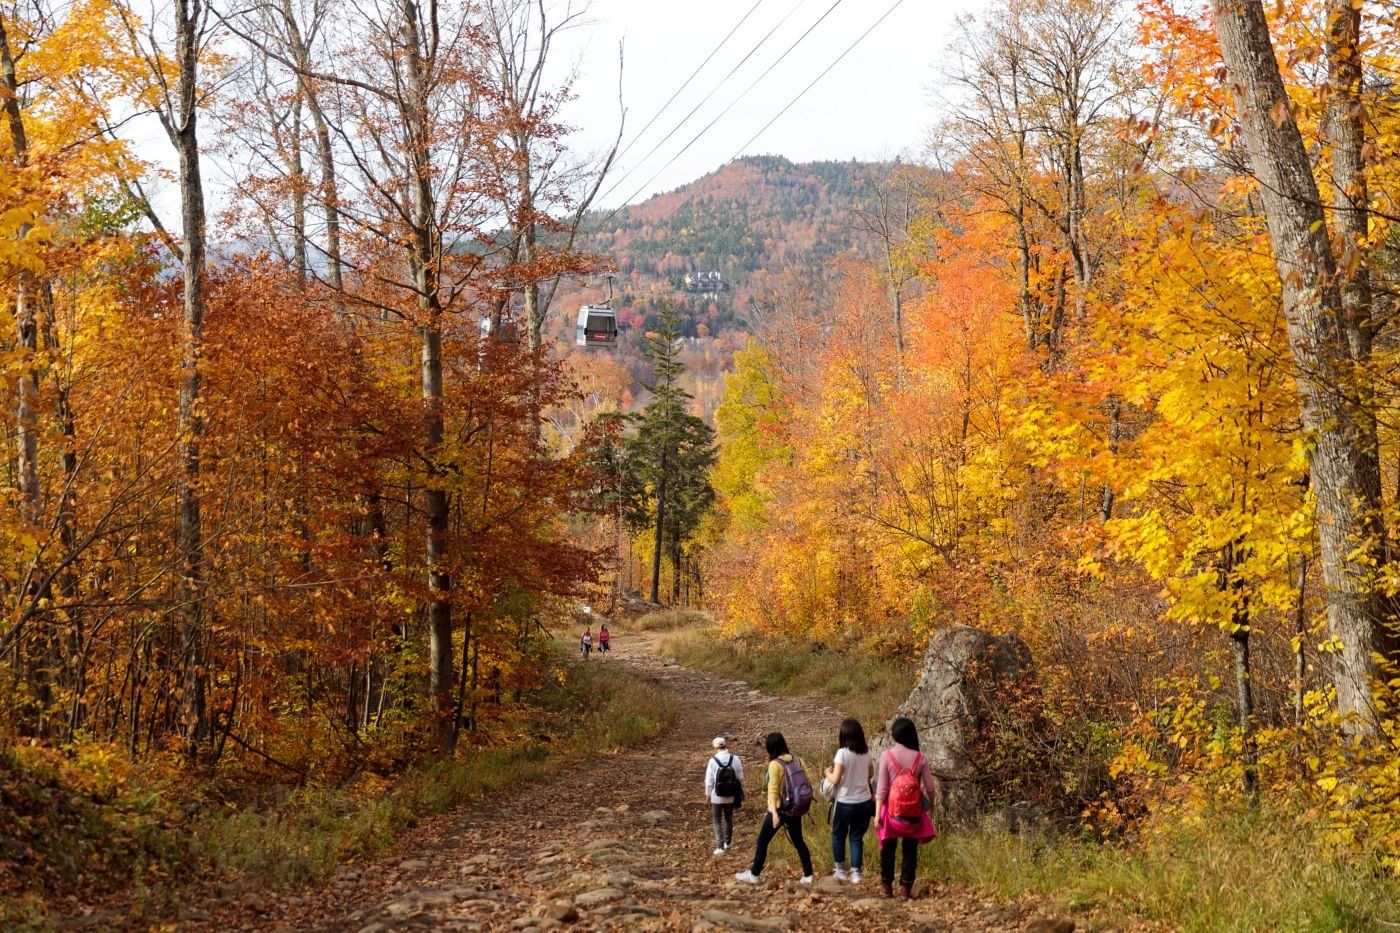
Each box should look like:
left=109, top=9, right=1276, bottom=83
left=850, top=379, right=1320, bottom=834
left=655, top=625, right=912, bottom=731
left=2, top=655, right=675, bottom=928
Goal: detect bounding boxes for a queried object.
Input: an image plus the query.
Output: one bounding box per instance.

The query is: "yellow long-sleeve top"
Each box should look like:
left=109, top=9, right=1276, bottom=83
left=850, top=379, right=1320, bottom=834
left=765, top=754, right=803, bottom=811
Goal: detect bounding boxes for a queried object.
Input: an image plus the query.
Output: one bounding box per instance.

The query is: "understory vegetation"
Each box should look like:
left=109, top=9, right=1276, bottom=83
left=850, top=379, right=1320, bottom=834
left=923, top=816, right=1397, bottom=932
left=1, top=657, right=675, bottom=925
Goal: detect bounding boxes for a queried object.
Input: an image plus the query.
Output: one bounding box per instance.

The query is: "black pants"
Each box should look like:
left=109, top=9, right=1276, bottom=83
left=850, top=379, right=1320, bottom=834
left=750, top=812, right=813, bottom=878
left=711, top=803, right=734, bottom=848
left=880, top=836, right=918, bottom=885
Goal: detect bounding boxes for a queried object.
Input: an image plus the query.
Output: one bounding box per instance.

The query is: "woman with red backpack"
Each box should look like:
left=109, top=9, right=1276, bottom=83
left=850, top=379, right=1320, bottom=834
left=733, top=732, right=815, bottom=886
left=874, top=716, right=937, bottom=899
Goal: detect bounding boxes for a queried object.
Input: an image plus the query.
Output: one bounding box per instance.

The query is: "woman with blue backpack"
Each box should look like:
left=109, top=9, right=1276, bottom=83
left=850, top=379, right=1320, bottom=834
left=704, top=737, right=745, bottom=855
left=733, top=732, right=815, bottom=885
left=874, top=716, right=938, bottom=899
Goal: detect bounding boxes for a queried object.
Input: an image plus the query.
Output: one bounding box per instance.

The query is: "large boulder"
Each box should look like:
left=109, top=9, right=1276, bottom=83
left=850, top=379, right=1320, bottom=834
left=875, top=625, right=1034, bottom=825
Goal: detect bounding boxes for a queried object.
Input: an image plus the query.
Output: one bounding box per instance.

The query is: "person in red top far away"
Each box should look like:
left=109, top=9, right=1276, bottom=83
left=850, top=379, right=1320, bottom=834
left=598, top=624, right=611, bottom=654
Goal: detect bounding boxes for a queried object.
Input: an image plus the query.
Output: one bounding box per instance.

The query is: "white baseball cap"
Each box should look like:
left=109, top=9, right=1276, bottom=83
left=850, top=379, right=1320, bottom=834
left=712, top=737, right=727, bottom=749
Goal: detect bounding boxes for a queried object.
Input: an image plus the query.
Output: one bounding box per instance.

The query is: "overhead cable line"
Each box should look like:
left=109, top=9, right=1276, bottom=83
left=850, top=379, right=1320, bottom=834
left=596, top=0, right=812, bottom=209
left=598, top=0, right=847, bottom=223
left=612, top=0, right=766, bottom=167
left=661, top=0, right=910, bottom=223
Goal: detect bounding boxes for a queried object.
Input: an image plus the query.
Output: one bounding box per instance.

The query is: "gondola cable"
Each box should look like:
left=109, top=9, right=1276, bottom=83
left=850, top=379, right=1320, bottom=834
left=596, top=0, right=849, bottom=228
left=611, top=0, right=767, bottom=169
left=595, top=0, right=813, bottom=209
left=660, top=0, right=910, bottom=224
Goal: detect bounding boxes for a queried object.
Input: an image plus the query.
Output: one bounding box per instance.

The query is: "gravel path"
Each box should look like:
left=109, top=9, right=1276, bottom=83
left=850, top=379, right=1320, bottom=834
left=196, top=627, right=1055, bottom=931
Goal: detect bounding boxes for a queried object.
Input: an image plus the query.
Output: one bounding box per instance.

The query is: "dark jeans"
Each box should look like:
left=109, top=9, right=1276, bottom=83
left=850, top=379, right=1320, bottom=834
left=711, top=803, right=734, bottom=848
left=831, top=800, right=874, bottom=869
left=750, top=812, right=814, bottom=878
left=880, top=836, right=918, bottom=885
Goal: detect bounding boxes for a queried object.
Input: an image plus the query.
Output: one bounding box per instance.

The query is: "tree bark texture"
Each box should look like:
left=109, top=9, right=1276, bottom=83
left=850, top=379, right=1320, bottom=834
left=1213, top=0, right=1394, bottom=733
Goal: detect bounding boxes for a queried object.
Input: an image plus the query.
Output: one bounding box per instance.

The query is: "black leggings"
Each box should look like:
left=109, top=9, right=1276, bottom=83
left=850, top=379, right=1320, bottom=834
left=880, top=836, right=918, bottom=885
left=750, top=813, right=814, bottom=878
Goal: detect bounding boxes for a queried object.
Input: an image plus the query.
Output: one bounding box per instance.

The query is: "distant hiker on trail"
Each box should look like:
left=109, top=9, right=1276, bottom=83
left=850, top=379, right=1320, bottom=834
left=598, top=624, right=611, bottom=654
left=875, top=716, right=938, bottom=900
left=581, top=627, right=592, bottom=658
left=705, top=736, right=745, bottom=855
left=734, top=732, right=815, bottom=886
left=824, top=718, right=875, bottom=885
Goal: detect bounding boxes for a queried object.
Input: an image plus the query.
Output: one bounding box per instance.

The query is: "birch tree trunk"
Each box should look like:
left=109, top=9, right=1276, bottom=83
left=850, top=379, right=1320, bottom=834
left=401, top=0, right=454, bottom=754
left=0, top=22, right=40, bottom=533
left=277, top=0, right=342, bottom=292
left=1212, top=0, right=1393, bottom=733
left=170, top=0, right=210, bottom=760
left=1326, top=0, right=1371, bottom=356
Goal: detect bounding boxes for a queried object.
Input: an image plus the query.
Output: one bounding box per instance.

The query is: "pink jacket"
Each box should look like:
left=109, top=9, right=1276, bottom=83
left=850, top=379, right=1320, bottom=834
left=875, top=745, right=938, bottom=843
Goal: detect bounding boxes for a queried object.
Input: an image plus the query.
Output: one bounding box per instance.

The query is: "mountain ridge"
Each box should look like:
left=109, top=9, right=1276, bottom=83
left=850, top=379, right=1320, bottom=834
left=580, top=154, right=890, bottom=338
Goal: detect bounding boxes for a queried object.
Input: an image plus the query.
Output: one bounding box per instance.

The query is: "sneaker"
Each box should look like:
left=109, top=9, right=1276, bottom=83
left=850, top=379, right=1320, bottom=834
left=849, top=869, right=862, bottom=885
left=713, top=848, right=726, bottom=856
left=734, top=870, right=760, bottom=885
left=831, top=867, right=848, bottom=881
left=799, top=875, right=814, bottom=885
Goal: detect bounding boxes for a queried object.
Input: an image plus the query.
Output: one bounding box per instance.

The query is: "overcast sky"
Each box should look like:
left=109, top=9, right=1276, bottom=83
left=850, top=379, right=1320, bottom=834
left=548, top=0, right=983, bottom=208
left=155, top=0, right=983, bottom=222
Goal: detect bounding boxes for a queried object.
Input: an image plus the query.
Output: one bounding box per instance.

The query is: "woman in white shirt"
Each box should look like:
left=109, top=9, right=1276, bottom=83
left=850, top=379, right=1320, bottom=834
left=704, top=737, right=745, bottom=856
left=823, top=718, right=874, bottom=883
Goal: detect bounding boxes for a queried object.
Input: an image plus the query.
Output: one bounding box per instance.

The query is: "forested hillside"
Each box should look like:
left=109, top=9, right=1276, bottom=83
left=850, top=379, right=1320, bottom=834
left=590, top=155, right=874, bottom=330
left=546, top=156, right=906, bottom=435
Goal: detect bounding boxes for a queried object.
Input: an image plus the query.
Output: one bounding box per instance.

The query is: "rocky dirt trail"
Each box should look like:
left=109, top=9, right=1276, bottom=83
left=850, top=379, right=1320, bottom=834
left=199, top=628, right=1061, bottom=932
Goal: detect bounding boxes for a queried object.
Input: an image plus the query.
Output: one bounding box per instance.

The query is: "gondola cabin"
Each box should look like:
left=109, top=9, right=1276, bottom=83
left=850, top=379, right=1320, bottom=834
left=575, top=304, right=618, bottom=349
left=479, top=313, right=520, bottom=346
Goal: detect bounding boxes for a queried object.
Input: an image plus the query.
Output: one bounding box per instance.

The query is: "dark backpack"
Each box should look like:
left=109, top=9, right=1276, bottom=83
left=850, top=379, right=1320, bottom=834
left=714, top=755, right=742, bottom=798
left=778, top=757, right=813, bottom=818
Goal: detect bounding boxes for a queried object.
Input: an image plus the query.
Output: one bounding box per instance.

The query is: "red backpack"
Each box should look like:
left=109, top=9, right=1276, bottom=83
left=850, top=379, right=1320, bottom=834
left=888, top=751, right=926, bottom=820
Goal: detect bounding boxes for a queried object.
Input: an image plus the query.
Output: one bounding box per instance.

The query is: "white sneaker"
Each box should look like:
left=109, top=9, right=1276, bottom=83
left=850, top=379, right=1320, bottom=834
left=734, top=870, right=760, bottom=885
left=799, top=875, right=814, bottom=885
left=849, top=869, right=862, bottom=884
left=713, top=848, right=726, bottom=856
left=831, top=867, right=847, bottom=881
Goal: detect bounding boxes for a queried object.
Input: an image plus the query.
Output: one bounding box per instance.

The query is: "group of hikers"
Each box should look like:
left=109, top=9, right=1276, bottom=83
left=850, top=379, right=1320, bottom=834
left=580, top=624, right=610, bottom=658
left=704, top=717, right=937, bottom=900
